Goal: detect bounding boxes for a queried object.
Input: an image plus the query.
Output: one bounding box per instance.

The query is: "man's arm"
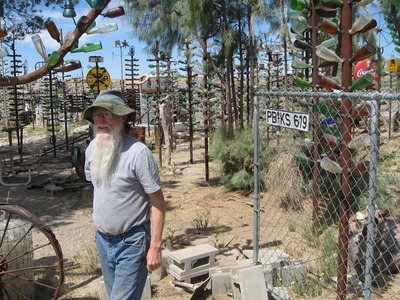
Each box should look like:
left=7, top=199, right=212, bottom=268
left=146, top=188, right=166, bottom=272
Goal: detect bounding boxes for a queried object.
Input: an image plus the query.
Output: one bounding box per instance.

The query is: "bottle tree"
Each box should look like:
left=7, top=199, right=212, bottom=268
left=0, top=0, right=123, bottom=87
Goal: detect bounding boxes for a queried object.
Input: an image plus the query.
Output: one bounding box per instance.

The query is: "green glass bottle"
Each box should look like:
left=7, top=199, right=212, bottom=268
left=293, top=78, right=313, bottom=88
left=71, top=41, right=102, bottom=53
left=290, top=0, right=309, bottom=10
left=46, top=51, right=62, bottom=69
left=349, top=73, right=373, bottom=91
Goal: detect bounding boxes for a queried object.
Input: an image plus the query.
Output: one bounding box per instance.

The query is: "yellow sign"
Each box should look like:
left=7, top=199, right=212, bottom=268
left=86, top=67, right=111, bottom=91
left=387, top=59, right=398, bottom=72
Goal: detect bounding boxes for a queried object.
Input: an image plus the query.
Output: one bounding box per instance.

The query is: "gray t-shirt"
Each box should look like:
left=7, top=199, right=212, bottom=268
left=84, top=134, right=161, bottom=235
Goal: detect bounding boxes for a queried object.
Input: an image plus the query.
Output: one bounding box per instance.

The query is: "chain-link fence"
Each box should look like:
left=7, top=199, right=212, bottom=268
left=253, top=88, right=400, bottom=299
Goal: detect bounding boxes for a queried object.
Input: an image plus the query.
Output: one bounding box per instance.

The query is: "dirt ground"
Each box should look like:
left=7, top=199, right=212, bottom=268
left=0, top=125, right=249, bottom=300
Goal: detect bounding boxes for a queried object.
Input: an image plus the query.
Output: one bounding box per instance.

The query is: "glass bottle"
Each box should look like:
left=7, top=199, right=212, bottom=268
left=291, top=16, right=312, bottom=33
left=349, top=73, right=373, bottom=91
left=104, top=6, right=125, bottom=18
left=320, top=37, right=339, bottom=49
left=45, top=21, right=61, bottom=43
left=86, top=0, right=95, bottom=7
left=353, top=19, right=377, bottom=34
left=348, top=133, right=370, bottom=149
left=46, top=51, right=62, bottom=69
left=93, top=0, right=106, bottom=11
left=292, top=58, right=313, bottom=69
left=316, top=45, right=343, bottom=63
left=293, top=78, right=313, bottom=88
left=349, top=12, right=372, bottom=34
left=317, top=60, right=338, bottom=68
left=290, top=0, right=309, bottom=11
left=54, top=60, right=82, bottom=73
left=320, top=133, right=338, bottom=147
left=87, top=22, right=118, bottom=35
left=353, top=0, right=374, bottom=8
left=315, top=5, right=337, bottom=18
left=31, top=34, right=48, bottom=61
left=322, top=0, right=344, bottom=7
left=77, top=16, right=90, bottom=32
left=350, top=160, right=370, bottom=175
left=293, top=39, right=312, bottom=50
left=349, top=44, right=376, bottom=63
left=316, top=75, right=342, bottom=90
left=71, top=41, right=102, bottom=53
left=318, top=17, right=340, bottom=35
left=62, top=31, right=75, bottom=50
left=351, top=103, right=371, bottom=119
left=320, top=156, right=342, bottom=174
left=0, top=47, right=8, bottom=60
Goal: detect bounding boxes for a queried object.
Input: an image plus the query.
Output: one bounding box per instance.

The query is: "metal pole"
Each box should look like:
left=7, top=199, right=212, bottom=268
left=49, top=71, right=56, bottom=157
left=96, top=61, right=100, bottom=95
left=364, top=99, right=379, bottom=300
left=252, top=95, right=260, bottom=265
left=120, top=45, right=124, bottom=96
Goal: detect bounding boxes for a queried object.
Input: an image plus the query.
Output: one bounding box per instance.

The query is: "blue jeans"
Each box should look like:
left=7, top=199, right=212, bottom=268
left=96, top=222, right=150, bottom=300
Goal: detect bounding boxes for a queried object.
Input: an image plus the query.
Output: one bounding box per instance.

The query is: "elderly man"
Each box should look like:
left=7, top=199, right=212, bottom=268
left=83, top=90, right=165, bottom=300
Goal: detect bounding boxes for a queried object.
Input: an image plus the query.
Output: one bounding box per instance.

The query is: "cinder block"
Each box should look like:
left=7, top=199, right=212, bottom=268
left=141, top=275, right=151, bottom=300
left=51, top=173, right=72, bottom=183
left=211, top=272, right=233, bottom=297
left=263, top=260, right=307, bottom=286
left=44, top=184, right=64, bottom=195
left=168, top=244, right=219, bottom=283
left=237, top=265, right=269, bottom=300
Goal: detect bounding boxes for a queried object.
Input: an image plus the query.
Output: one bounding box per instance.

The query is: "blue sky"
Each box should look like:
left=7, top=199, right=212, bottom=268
left=9, top=0, right=399, bottom=84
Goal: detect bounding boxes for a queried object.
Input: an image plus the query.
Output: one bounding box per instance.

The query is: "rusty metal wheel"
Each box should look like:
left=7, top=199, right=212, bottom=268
left=0, top=204, right=64, bottom=299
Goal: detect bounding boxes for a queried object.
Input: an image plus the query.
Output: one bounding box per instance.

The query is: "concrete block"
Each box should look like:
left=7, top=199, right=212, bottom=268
left=264, top=260, right=307, bottom=286
left=237, top=265, right=269, bottom=300
left=266, top=284, right=291, bottom=300
left=141, top=275, right=151, bottom=300
left=51, top=173, right=72, bottom=183
left=44, top=183, right=64, bottom=195
left=211, top=272, right=233, bottom=297
left=168, top=244, right=219, bottom=283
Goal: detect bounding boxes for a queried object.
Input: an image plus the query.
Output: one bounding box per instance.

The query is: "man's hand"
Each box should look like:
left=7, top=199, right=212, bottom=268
left=147, top=246, right=162, bottom=272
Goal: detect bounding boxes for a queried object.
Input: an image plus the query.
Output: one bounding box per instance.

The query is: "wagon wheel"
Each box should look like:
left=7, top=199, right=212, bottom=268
left=0, top=204, right=64, bottom=300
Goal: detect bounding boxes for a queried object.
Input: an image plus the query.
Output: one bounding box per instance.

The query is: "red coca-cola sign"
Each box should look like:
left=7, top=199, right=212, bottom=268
left=353, top=59, right=379, bottom=82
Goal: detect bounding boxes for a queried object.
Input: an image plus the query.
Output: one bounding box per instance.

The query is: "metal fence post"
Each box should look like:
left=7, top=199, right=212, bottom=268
left=364, top=98, right=379, bottom=300
left=253, top=95, right=260, bottom=265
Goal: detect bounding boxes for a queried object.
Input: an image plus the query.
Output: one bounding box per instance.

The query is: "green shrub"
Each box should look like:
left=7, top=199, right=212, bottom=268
left=210, top=125, right=268, bottom=191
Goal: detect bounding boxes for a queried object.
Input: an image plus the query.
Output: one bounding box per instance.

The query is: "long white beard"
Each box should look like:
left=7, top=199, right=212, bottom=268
left=91, top=123, right=124, bottom=185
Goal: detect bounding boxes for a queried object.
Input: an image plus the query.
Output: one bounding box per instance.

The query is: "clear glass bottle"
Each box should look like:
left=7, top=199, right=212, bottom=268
left=292, top=58, right=313, bottom=69
left=316, top=45, right=343, bottom=63
left=31, top=34, right=48, bottom=61
left=87, top=22, right=118, bottom=35
left=349, top=12, right=372, bottom=34
left=320, top=37, right=339, bottom=49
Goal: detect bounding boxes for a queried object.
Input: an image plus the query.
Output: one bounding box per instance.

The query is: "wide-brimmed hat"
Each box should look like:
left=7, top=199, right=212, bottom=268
left=83, top=90, right=135, bottom=123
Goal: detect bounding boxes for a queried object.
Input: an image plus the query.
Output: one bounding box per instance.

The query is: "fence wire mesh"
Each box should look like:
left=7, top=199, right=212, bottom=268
left=253, top=88, right=400, bottom=299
